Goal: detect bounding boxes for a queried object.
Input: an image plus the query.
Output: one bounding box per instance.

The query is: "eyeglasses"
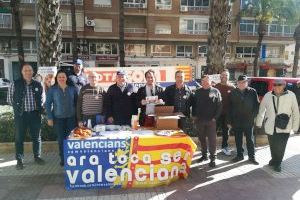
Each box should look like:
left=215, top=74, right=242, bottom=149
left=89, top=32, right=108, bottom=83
left=273, top=84, right=283, bottom=87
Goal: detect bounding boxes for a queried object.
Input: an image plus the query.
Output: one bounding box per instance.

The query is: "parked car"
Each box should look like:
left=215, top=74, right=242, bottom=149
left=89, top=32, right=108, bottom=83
left=248, top=77, right=300, bottom=100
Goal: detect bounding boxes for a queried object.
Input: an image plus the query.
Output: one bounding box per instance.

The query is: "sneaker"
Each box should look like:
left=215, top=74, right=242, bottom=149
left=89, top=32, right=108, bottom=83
left=209, top=161, right=216, bottom=168
left=273, top=165, right=281, bottom=172
left=249, top=158, right=259, bottom=165
left=222, top=147, right=232, bottom=156
left=16, top=160, right=24, bottom=170
left=198, top=156, right=208, bottom=163
left=34, top=157, right=46, bottom=165
left=232, top=156, right=244, bottom=162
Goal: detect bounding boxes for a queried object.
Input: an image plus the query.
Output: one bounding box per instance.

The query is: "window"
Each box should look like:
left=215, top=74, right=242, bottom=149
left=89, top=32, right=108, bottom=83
left=125, top=44, right=146, bottom=56
left=180, top=18, right=209, bottom=35
left=0, top=41, right=9, bottom=53
left=21, top=0, right=36, bottom=3
left=155, top=24, right=171, bottom=34
left=198, top=45, right=207, bottom=56
left=266, top=46, right=280, bottom=58
left=11, top=40, right=36, bottom=54
left=94, top=0, right=111, bottom=7
left=61, top=42, right=72, bottom=54
left=240, top=0, right=253, bottom=8
left=283, top=25, right=295, bottom=37
left=180, top=0, right=209, bottom=11
left=22, top=16, right=35, bottom=30
left=268, top=22, right=283, bottom=36
left=61, top=12, right=84, bottom=31
left=60, top=0, right=83, bottom=5
left=124, top=0, right=147, bottom=8
left=156, top=0, right=172, bottom=10
left=236, top=46, right=257, bottom=57
left=151, top=45, right=171, bottom=56
left=94, top=19, right=112, bottom=32
left=89, top=43, right=118, bottom=55
left=239, top=19, right=257, bottom=36
left=176, top=45, right=193, bottom=57
left=0, top=14, right=12, bottom=29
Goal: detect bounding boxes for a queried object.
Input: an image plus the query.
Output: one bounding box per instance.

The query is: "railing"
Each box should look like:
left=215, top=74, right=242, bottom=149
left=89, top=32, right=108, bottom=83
left=180, top=29, right=208, bottom=35
left=124, top=28, right=147, bottom=33
left=94, top=27, right=112, bottom=32
left=240, top=31, right=294, bottom=37
left=21, top=0, right=35, bottom=3
left=60, top=0, right=83, bottom=5
left=151, top=52, right=172, bottom=57
left=124, top=2, right=147, bottom=9
left=62, top=26, right=84, bottom=31
left=180, top=5, right=209, bottom=11
left=93, top=3, right=112, bottom=8
left=156, top=4, right=172, bottom=10
left=0, top=23, right=12, bottom=29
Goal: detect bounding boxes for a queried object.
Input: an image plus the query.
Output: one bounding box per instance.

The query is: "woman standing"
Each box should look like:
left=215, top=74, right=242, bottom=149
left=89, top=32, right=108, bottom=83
left=45, top=70, right=78, bottom=166
left=77, top=71, right=106, bottom=127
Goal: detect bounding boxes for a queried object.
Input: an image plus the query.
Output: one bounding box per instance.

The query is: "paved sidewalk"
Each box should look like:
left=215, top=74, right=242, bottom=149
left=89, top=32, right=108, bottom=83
left=0, top=135, right=300, bottom=200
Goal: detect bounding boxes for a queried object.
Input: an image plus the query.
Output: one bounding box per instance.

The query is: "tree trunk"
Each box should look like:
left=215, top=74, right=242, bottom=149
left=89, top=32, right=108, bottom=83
left=119, top=0, right=125, bottom=67
left=206, top=0, right=230, bottom=74
left=38, top=0, right=62, bottom=67
left=10, top=0, right=25, bottom=70
left=70, top=0, right=78, bottom=62
left=253, top=21, right=267, bottom=77
left=292, top=23, right=300, bottom=77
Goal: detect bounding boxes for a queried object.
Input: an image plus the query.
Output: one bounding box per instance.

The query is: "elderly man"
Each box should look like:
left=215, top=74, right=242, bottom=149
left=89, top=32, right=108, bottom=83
left=7, top=64, right=45, bottom=170
left=192, top=75, right=222, bottom=167
left=69, top=59, right=88, bottom=93
left=256, top=79, right=299, bottom=172
left=104, top=70, right=137, bottom=126
left=228, top=75, right=260, bottom=165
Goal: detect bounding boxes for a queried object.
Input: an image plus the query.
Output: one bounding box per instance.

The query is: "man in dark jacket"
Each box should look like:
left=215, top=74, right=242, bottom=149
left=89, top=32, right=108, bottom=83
left=69, top=59, right=88, bottom=93
left=163, top=70, right=193, bottom=130
left=192, top=75, right=222, bottom=167
left=228, top=75, right=260, bottom=165
left=136, top=70, right=164, bottom=126
left=105, top=70, right=137, bottom=126
left=7, top=64, right=45, bottom=170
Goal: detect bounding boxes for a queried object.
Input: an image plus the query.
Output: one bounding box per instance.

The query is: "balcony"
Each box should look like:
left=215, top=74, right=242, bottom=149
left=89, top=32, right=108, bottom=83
left=124, top=2, right=147, bottom=9
left=156, top=4, right=172, bottom=10
left=180, top=6, right=209, bottom=12
left=155, top=29, right=171, bottom=34
left=124, top=28, right=147, bottom=33
left=0, top=23, right=12, bottom=29
left=60, top=0, right=83, bottom=5
left=180, top=29, right=208, bottom=35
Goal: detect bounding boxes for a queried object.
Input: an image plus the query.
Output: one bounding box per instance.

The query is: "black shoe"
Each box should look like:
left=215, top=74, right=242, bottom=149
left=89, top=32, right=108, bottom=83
left=198, top=156, right=208, bottom=163
left=249, top=158, right=259, bottom=165
left=268, top=160, right=275, bottom=167
left=273, top=165, right=281, bottom=172
left=209, top=161, right=216, bottom=168
left=34, top=157, right=45, bottom=165
left=60, top=161, right=64, bottom=167
left=16, top=160, right=24, bottom=170
left=232, top=156, right=244, bottom=162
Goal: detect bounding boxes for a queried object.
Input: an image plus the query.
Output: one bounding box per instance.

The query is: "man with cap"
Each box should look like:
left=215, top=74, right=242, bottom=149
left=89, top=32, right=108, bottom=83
left=256, top=79, right=299, bottom=172
left=104, top=70, right=137, bottom=126
left=228, top=75, right=260, bottom=165
left=69, top=59, right=88, bottom=93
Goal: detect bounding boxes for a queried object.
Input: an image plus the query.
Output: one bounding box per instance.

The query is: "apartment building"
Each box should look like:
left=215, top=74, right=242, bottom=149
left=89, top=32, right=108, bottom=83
left=0, top=0, right=297, bottom=80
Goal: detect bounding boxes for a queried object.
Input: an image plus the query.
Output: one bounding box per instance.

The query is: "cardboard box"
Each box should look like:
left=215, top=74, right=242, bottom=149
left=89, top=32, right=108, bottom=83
left=154, top=106, right=181, bottom=130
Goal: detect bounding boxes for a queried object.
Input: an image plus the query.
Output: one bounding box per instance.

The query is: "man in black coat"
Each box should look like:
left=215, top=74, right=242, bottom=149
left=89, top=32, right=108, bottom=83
left=163, top=70, right=193, bottom=131
left=136, top=70, right=164, bottom=126
left=104, top=70, right=137, bottom=126
left=228, top=75, right=260, bottom=165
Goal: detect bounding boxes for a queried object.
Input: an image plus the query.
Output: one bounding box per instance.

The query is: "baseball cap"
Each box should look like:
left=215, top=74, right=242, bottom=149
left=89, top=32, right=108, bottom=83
left=237, top=75, right=248, bottom=82
left=116, top=70, right=126, bottom=76
left=74, top=59, right=83, bottom=65
left=273, top=79, right=286, bottom=85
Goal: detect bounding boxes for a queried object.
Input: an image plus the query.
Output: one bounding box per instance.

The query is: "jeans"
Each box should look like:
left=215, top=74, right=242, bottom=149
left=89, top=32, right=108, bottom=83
left=268, top=133, right=289, bottom=167
left=195, top=119, right=217, bottom=157
left=217, top=114, right=229, bottom=148
left=14, top=111, right=42, bottom=161
left=234, top=126, right=255, bottom=159
left=53, top=117, right=76, bottom=162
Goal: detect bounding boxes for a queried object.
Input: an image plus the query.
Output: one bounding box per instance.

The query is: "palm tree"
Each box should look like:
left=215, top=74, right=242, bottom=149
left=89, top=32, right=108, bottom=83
left=38, top=0, right=62, bottom=67
left=236, top=0, right=294, bottom=77
left=207, top=0, right=231, bottom=74
left=70, top=0, right=78, bottom=62
left=10, top=0, right=25, bottom=68
left=119, top=0, right=125, bottom=67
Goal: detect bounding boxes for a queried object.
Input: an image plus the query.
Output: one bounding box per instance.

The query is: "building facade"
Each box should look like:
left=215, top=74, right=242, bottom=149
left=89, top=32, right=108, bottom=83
left=0, top=0, right=297, bottom=80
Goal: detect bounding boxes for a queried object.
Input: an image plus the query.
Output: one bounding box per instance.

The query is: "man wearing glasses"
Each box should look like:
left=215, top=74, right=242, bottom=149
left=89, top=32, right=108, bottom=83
left=256, top=79, right=299, bottom=172
left=228, top=75, right=260, bottom=165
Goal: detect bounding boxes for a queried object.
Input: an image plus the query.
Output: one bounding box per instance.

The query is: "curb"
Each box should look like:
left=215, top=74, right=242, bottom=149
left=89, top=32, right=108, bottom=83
left=0, top=135, right=269, bottom=154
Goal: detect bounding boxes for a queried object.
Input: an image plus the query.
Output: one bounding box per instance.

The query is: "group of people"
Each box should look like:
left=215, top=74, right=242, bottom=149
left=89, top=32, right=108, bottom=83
left=7, top=61, right=300, bottom=174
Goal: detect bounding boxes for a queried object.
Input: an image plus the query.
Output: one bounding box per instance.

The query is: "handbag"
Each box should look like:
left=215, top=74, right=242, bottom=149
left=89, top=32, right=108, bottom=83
left=272, top=96, right=290, bottom=129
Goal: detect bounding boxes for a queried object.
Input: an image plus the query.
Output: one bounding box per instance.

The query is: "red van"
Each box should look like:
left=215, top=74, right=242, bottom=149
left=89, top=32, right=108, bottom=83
left=248, top=77, right=300, bottom=100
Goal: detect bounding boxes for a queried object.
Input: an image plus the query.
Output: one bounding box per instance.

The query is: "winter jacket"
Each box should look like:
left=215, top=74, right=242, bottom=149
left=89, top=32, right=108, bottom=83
left=256, top=90, right=300, bottom=135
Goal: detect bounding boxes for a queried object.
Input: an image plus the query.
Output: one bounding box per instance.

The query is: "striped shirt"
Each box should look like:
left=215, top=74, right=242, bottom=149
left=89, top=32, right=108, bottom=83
left=77, top=84, right=105, bottom=121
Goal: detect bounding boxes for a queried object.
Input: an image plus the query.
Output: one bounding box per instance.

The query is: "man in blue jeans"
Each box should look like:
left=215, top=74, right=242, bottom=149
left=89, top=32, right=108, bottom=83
left=228, top=75, right=260, bottom=165
left=7, top=64, right=45, bottom=170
